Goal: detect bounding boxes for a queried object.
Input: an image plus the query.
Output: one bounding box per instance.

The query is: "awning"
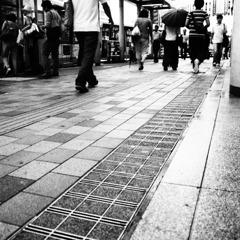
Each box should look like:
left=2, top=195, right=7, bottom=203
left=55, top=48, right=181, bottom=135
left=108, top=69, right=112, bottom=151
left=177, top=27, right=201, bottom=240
left=127, top=0, right=171, bottom=9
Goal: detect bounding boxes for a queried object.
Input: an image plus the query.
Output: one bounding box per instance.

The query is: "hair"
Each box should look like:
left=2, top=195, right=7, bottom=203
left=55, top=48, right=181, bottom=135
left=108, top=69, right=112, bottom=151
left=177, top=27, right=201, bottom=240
left=217, top=14, right=223, bottom=19
left=139, top=9, right=149, bottom=18
left=41, top=0, right=53, bottom=9
left=194, top=0, right=204, bottom=9
left=5, top=13, right=17, bottom=22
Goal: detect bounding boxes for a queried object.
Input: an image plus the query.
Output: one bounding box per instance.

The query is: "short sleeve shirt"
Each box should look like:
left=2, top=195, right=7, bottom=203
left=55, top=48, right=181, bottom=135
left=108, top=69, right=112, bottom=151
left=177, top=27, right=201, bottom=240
left=212, top=23, right=226, bottom=43
left=136, top=17, right=152, bottom=39
left=186, top=10, right=209, bottom=38
left=72, top=0, right=108, bottom=32
left=46, top=10, right=61, bottom=28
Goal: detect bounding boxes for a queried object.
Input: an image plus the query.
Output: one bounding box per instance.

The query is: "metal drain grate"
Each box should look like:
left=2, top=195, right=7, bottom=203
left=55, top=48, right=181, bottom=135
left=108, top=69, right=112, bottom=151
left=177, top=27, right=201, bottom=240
left=11, top=76, right=214, bottom=240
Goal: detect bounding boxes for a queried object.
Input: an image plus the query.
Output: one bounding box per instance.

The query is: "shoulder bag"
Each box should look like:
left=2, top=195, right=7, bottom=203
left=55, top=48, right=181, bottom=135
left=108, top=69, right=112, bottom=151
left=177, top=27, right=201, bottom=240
left=191, top=12, right=207, bottom=34
left=0, top=21, right=18, bottom=41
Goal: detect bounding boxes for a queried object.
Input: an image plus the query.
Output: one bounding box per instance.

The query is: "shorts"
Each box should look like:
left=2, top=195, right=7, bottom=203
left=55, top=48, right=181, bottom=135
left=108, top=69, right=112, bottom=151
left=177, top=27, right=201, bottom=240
left=2, top=41, right=17, bottom=58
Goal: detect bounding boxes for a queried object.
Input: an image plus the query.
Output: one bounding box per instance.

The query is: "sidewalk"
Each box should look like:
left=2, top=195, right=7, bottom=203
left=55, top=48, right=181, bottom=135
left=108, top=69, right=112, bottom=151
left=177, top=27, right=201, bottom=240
left=0, top=59, right=238, bottom=240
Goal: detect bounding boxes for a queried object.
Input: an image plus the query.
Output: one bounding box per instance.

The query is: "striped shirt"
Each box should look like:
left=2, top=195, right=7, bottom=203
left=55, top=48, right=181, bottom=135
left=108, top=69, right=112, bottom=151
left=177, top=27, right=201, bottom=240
left=186, top=10, right=209, bottom=38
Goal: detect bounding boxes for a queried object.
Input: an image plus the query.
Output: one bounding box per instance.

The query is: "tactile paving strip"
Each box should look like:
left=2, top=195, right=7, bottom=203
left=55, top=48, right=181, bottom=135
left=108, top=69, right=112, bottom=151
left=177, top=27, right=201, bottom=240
left=10, top=76, right=213, bottom=240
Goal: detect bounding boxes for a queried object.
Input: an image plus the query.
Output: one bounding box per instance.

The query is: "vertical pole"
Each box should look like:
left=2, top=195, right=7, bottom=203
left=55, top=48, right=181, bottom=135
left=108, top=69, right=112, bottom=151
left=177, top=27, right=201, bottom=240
left=230, top=0, right=240, bottom=96
left=119, top=0, right=124, bottom=61
left=34, top=0, right=38, bottom=23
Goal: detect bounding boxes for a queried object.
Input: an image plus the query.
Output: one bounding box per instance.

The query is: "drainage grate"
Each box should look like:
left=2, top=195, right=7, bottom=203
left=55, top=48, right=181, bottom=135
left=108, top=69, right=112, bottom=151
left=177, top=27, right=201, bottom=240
left=11, top=76, right=214, bottom=240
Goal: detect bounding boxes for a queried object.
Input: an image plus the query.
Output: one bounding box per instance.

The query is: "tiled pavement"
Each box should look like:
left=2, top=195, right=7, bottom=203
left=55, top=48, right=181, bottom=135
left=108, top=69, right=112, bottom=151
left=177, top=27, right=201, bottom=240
left=0, top=59, right=237, bottom=240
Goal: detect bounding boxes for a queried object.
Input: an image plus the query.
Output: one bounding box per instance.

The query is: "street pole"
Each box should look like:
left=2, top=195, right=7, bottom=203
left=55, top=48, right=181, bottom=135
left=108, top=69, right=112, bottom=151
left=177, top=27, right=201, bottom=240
left=230, top=0, right=240, bottom=96
left=119, top=0, right=125, bottom=61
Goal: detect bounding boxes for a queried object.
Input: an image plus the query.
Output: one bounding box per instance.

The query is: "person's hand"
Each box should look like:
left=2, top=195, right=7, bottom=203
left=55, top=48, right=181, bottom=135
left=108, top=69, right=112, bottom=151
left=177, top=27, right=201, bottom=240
left=109, top=18, right=114, bottom=26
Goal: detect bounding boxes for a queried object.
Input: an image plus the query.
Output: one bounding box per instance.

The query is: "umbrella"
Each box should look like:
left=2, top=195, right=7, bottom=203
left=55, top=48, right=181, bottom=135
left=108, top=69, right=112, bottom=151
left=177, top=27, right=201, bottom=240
left=161, top=9, right=188, bottom=27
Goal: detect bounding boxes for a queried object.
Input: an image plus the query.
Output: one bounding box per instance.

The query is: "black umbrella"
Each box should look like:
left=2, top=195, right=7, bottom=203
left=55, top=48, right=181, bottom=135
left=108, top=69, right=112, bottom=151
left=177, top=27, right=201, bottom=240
left=161, top=9, right=188, bottom=27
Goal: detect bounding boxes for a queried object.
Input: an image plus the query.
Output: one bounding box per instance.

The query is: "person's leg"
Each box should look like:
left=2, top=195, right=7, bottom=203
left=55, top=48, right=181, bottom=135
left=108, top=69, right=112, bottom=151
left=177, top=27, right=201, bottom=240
left=134, top=39, right=142, bottom=69
left=162, top=41, right=171, bottom=70
left=141, top=39, right=149, bottom=63
left=11, top=45, right=18, bottom=75
left=217, top=43, right=223, bottom=64
left=213, top=43, right=218, bottom=66
left=189, top=37, right=197, bottom=69
left=152, top=40, right=159, bottom=63
left=41, top=40, right=52, bottom=77
left=171, top=41, right=179, bottom=70
left=51, top=39, right=60, bottom=75
left=75, top=32, right=99, bottom=88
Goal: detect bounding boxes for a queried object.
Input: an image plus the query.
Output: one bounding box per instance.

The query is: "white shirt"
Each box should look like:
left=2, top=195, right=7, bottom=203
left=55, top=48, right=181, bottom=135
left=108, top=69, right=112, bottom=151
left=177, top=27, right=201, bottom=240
left=212, top=23, right=227, bottom=44
left=72, top=0, right=108, bottom=32
left=165, top=26, right=180, bottom=41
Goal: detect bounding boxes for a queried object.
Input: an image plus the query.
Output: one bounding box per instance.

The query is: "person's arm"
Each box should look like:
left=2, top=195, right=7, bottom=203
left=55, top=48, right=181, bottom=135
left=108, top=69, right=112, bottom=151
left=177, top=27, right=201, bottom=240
left=205, top=17, right=210, bottom=28
left=1, top=21, right=7, bottom=31
left=185, top=13, right=191, bottom=29
left=102, top=2, right=114, bottom=25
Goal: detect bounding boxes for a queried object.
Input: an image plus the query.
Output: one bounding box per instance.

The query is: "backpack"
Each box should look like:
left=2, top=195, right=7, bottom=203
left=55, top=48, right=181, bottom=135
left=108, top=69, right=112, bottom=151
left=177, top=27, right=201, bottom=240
left=0, top=21, right=18, bottom=41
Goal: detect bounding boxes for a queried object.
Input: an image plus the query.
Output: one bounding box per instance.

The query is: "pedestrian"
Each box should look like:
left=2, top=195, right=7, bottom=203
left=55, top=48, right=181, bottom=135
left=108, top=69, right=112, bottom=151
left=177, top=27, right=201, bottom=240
left=185, top=0, right=210, bottom=73
left=72, top=0, right=114, bottom=93
left=162, top=25, right=180, bottom=71
left=21, top=5, right=40, bottom=75
left=181, top=28, right=189, bottom=60
left=40, top=0, right=61, bottom=79
left=133, top=9, right=153, bottom=71
left=211, top=14, right=227, bottom=66
left=1, top=13, right=19, bottom=76
left=152, top=25, right=161, bottom=63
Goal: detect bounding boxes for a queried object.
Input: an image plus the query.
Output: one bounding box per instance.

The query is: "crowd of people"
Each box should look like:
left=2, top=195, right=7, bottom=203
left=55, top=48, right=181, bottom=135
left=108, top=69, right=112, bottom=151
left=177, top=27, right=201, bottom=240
left=0, top=0, right=231, bottom=93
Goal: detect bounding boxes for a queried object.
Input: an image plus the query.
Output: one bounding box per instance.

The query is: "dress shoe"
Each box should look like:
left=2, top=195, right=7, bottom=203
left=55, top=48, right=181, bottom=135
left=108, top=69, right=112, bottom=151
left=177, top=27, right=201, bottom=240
left=88, top=80, right=98, bottom=88
left=75, top=85, right=89, bottom=93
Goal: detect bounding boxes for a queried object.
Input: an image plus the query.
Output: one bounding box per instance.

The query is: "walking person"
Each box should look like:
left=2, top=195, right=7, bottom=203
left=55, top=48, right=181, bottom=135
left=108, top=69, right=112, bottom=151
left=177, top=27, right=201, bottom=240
left=1, top=13, right=19, bottom=76
left=152, top=25, right=161, bottom=63
left=211, top=14, right=227, bottom=67
left=181, top=28, right=189, bottom=60
left=185, top=0, right=210, bottom=74
left=40, top=0, right=61, bottom=79
left=162, top=25, right=180, bottom=71
left=133, top=9, right=153, bottom=71
left=72, top=0, right=114, bottom=93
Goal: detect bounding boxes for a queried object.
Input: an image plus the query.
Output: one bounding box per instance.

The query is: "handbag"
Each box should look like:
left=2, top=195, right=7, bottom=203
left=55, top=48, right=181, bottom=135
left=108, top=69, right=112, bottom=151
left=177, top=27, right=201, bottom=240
left=17, top=30, right=24, bottom=46
left=64, top=0, right=74, bottom=28
left=25, top=23, right=45, bottom=39
left=132, top=24, right=140, bottom=37
left=0, top=21, right=18, bottom=41
left=222, top=24, right=229, bottom=47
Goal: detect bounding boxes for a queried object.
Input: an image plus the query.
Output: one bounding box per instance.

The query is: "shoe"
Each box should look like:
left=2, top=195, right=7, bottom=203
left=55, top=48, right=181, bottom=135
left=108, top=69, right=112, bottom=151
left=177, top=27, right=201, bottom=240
left=163, top=67, right=168, bottom=71
left=172, top=67, right=177, bottom=71
left=75, top=85, right=89, bottom=93
left=88, top=80, right=98, bottom=88
left=216, top=63, right=220, bottom=67
left=213, top=62, right=216, bottom=67
left=194, top=59, right=199, bottom=73
left=138, top=62, right=144, bottom=70
left=5, top=67, right=12, bottom=77
left=39, top=73, right=52, bottom=79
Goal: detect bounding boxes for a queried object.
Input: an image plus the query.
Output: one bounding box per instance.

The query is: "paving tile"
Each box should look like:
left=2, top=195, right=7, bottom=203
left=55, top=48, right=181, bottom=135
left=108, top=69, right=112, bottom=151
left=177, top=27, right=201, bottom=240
left=130, top=183, right=199, bottom=240
left=38, top=148, right=77, bottom=164
left=0, top=222, right=19, bottom=240
left=74, top=147, right=113, bottom=161
left=25, top=122, right=52, bottom=131
left=13, top=134, right=48, bottom=145
left=9, top=161, right=58, bottom=180
left=46, top=133, right=78, bottom=143
left=5, top=129, right=36, bottom=138
left=63, top=126, right=90, bottom=135
left=105, top=130, right=134, bottom=139
left=0, top=136, right=17, bottom=147
left=59, top=139, right=93, bottom=151
left=25, top=141, right=61, bottom=153
left=77, top=120, right=102, bottom=127
left=53, top=158, right=96, bottom=177
left=92, top=137, right=124, bottom=149
left=76, top=131, right=106, bottom=141
left=91, top=124, right=117, bottom=133
left=0, top=151, right=42, bottom=167
left=55, top=112, right=78, bottom=119
left=12, top=231, right=46, bottom=239
left=0, top=143, right=29, bottom=156
left=0, top=164, right=18, bottom=179
left=34, top=128, right=63, bottom=136
left=0, top=175, right=34, bottom=202
left=41, top=117, right=66, bottom=124
left=24, top=173, right=78, bottom=198
left=191, top=189, right=240, bottom=240
left=0, top=192, right=53, bottom=226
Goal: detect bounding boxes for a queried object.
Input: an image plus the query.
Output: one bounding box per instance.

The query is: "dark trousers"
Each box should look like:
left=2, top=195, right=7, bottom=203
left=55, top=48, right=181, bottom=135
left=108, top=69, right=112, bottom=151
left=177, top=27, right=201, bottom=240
left=181, top=42, right=188, bottom=59
left=213, top=43, right=223, bottom=64
left=42, top=38, right=60, bottom=74
left=189, top=37, right=206, bottom=65
left=27, top=38, right=39, bottom=74
left=75, top=32, right=99, bottom=87
left=152, top=40, right=160, bottom=62
left=162, top=40, right=179, bottom=69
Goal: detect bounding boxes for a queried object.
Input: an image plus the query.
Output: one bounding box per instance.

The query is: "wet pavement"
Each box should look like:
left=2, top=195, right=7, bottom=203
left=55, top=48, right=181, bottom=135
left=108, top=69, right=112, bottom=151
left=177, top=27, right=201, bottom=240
left=0, top=59, right=239, bottom=240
